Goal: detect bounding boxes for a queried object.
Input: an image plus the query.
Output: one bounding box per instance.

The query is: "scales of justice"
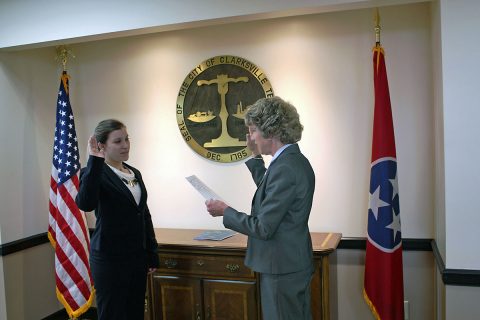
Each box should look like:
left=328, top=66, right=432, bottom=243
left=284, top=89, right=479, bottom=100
left=188, top=74, right=249, bottom=148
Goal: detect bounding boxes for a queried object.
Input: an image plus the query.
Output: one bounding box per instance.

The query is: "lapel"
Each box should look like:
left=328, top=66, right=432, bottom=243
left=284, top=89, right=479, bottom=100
left=251, top=144, right=300, bottom=211
left=103, top=163, right=146, bottom=209
left=125, top=163, right=147, bottom=210
left=257, top=144, right=300, bottom=188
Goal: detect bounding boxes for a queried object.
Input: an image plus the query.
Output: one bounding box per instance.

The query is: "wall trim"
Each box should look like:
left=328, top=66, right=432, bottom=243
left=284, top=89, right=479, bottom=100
left=0, top=232, right=49, bottom=256
left=2, top=233, right=479, bottom=286
left=431, top=239, right=480, bottom=287
left=338, top=237, right=433, bottom=251
left=40, top=307, right=98, bottom=320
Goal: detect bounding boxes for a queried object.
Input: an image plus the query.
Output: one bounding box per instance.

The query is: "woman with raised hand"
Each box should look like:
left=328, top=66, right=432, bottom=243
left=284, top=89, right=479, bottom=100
left=76, top=119, right=158, bottom=320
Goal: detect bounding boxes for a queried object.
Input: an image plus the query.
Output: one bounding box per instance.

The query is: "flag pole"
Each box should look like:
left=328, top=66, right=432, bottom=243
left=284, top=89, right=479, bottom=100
left=55, top=45, right=75, bottom=71
left=374, top=8, right=381, bottom=47
left=373, top=9, right=383, bottom=72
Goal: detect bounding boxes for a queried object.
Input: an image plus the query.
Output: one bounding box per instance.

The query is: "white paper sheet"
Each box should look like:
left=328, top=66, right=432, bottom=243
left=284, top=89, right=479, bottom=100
left=185, top=175, right=225, bottom=202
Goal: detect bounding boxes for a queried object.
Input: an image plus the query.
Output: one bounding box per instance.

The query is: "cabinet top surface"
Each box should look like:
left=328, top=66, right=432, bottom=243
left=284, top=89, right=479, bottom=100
left=154, top=228, right=341, bottom=253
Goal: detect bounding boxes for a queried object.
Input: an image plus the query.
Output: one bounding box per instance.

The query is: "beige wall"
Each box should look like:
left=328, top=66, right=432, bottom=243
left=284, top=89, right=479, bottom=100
left=332, top=250, right=434, bottom=319
left=1, top=246, right=60, bottom=319
left=1, top=3, right=435, bottom=242
left=0, top=258, right=6, bottom=320
left=438, top=0, right=480, bottom=318
left=0, top=48, right=58, bottom=244
left=63, top=3, right=434, bottom=237
left=440, top=0, right=480, bottom=270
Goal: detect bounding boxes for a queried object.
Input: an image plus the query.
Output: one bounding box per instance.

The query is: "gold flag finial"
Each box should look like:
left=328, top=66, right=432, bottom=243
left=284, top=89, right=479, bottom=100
left=374, top=8, right=381, bottom=46
left=55, top=45, right=75, bottom=71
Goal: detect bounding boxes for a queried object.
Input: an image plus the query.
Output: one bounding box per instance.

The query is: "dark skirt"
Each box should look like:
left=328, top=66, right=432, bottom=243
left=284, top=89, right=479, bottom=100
left=90, top=250, right=148, bottom=320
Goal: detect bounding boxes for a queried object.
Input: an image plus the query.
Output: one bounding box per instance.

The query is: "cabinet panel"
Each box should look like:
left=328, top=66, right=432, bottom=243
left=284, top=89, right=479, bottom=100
left=152, top=275, right=203, bottom=320
left=158, top=252, right=254, bottom=279
left=203, top=280, right=258, bottom=320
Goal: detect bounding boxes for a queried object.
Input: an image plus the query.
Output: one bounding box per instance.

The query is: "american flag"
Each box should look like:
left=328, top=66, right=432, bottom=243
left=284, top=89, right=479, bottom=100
left=363, top=46, right=404, bottom=320
left=48, top=71, right=94, bottom=318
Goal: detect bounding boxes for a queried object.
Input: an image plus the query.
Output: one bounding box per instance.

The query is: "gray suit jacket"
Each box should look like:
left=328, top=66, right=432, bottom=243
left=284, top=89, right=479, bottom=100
left=223, top=144, right=315, bottom=274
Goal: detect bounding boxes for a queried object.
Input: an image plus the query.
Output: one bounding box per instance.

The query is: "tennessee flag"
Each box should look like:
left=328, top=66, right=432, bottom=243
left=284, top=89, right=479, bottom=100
left=363, top=46, right=404, bottom=320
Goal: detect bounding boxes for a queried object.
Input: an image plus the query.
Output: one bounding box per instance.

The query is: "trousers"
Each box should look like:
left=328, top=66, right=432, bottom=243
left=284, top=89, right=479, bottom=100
left=259, top=266, right=314, bottom=320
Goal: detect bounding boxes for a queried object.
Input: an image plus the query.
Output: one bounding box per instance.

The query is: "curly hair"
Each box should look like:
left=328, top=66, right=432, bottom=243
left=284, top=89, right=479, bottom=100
left=244, top=97, right=303, bottom=144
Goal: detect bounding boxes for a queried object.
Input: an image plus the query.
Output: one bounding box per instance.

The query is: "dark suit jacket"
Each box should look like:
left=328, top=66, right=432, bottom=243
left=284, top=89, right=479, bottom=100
left=75, top=156, right=159, bottom=268
left=223, top=144, right=315, bottom=274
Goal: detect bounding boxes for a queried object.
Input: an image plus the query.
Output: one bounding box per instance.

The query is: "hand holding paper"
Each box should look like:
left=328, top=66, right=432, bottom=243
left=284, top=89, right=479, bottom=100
left=205, top=199, right=228, bottom=217
left=185, top=175, right=229, bottom=217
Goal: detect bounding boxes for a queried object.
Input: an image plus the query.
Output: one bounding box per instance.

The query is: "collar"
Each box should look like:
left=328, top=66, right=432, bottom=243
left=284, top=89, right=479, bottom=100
left=271, top=143, right=292, bottom=162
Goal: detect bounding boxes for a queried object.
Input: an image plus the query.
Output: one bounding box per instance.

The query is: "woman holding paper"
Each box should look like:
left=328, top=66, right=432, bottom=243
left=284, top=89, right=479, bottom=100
left=76, top=119, right=159, bottom=320
left=205, top=96, right=316, bottom=320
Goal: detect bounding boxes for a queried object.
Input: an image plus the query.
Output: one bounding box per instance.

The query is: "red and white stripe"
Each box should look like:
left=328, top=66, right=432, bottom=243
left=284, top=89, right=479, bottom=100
left=48, top=166, right=94, bottom=317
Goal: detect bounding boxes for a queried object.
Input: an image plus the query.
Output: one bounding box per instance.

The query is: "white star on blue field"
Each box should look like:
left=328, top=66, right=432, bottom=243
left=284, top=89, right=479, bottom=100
left=368, top=158, right=401, bottom=251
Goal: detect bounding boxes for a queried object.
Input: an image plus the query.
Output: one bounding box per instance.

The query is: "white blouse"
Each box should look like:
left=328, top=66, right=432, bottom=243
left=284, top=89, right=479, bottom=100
left=107, top=164, right=141, bottom=205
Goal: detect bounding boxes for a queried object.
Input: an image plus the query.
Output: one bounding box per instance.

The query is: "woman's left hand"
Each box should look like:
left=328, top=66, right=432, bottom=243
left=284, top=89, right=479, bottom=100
left=148, top=268, right=157, bottom=274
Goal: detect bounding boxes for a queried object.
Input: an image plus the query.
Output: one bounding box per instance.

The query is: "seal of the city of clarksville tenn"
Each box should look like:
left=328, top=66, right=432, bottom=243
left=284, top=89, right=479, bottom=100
left=176, top=55, right=274, bottom=163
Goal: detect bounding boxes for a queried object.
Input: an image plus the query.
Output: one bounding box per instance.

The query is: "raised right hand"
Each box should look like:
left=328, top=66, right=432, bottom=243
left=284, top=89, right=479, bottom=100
left=246, top=134, right=260, bottom=156
left=88, top=135, right=105, bottom=158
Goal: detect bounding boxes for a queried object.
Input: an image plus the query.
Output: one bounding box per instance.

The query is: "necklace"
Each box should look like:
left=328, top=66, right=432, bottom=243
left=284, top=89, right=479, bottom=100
left=120, top=177, right=138, bottom=187
left=106, top=163, right=137, bottom=187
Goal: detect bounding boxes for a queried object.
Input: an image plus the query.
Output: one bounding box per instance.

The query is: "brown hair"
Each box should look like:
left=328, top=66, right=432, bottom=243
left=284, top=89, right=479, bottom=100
left=94, top=119, right=126, bottom=143
left=245, top=97, right=303, bottom=144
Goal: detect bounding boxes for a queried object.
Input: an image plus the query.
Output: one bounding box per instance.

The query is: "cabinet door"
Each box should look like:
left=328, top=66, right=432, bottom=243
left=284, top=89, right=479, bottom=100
left=152, top=275, right=203, bottom=320
left=203, top=279, right=258, bottom=320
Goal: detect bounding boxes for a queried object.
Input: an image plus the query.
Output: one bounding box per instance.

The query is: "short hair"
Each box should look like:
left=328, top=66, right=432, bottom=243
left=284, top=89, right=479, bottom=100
left=94, top=119, right=126, bottom=143
left=244, top=97, right=303, bottom=144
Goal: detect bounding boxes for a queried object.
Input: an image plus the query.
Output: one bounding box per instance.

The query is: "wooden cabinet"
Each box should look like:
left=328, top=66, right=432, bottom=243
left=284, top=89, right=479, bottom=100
left=146, top=229, right=340, bottom=320
left=151, top=275, right=258, bottom=320
left=149, top=248, right=259, bottom=320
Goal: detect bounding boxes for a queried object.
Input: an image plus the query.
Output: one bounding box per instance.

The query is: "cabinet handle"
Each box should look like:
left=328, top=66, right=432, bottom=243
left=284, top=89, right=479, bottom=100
left=164, top=258, right=178, bottom=269
left=196, top=304, right=202, bottom=320
left=197, top=260, right=205, bottom=266
left=225, top=264, right=240, bottom=272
